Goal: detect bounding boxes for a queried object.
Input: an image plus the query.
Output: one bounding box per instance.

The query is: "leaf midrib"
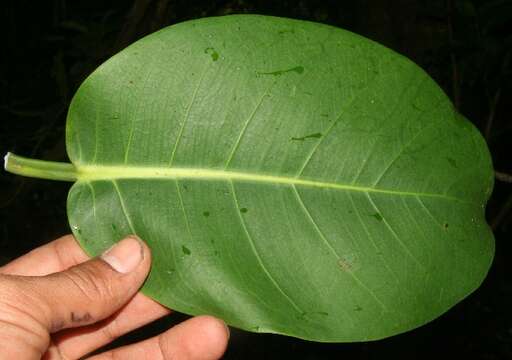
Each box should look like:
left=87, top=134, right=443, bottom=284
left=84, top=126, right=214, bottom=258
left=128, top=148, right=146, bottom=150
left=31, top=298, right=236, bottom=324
left=76, top=164, right=467, bottom=202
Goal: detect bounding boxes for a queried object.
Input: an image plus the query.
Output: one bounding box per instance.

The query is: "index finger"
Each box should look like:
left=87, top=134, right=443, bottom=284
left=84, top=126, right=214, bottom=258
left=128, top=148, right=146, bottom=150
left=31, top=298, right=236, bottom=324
left=0, top=234, right=90, bottom=275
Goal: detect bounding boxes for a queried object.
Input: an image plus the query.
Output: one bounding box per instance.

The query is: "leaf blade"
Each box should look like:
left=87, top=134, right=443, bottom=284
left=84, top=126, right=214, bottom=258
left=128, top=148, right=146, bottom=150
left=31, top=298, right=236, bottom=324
left=64, top=15, right=494, bottom=342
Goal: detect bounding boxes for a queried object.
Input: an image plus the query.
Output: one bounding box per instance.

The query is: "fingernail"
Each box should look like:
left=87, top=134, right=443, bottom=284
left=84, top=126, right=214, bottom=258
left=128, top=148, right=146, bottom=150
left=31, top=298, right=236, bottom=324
left=101, top=236, right=144, bottom=273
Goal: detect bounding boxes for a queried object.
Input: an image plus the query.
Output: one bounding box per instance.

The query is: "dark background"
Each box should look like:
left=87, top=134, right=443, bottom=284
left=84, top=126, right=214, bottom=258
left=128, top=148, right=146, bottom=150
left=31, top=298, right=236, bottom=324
left=2, top=0, right=511, bottom=358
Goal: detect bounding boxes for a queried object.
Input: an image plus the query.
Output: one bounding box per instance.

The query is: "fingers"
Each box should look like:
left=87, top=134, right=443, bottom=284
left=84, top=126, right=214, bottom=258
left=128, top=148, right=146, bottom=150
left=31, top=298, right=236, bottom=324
left=0, top=235, right=89, bottom=276
left=50, top=293, right=170, bottom=359
left=89, top=315, right=230, bottom=360
left=1, top=236, right=151, bottom=334
left=0, top=236, right=230, bottom=360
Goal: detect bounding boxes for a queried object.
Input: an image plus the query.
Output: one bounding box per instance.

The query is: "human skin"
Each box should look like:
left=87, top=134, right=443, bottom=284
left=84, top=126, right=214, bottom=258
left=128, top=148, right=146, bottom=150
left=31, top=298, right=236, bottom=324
left=0, top=235, right=229, bottom=359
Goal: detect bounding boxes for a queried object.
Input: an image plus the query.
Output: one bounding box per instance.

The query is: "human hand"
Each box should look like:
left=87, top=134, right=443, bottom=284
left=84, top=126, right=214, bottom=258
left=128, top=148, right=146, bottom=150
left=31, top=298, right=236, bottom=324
left=0, top=235, right=229, bottom=359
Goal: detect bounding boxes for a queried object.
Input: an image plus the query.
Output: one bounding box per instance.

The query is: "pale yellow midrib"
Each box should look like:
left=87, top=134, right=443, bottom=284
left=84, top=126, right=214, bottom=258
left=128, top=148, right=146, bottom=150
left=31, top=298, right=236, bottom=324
left=76, top=164, right=465, bottom=202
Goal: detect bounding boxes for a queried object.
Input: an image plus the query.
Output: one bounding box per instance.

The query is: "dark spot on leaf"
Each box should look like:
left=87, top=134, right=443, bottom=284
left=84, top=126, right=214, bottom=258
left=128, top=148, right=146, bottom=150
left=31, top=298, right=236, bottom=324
left=203, top=211, right=210, bottom=217
left=204, top=47, right=219, bottom=61
left=371, top=212, right=383, bottom=221
left=240, top=207, right=248, bottom=213
left=444, top=223, right=449, bottom=230
left=296, top=312, right=307, bottom=320
left=278, top=29, right=295, bottom=34
left=338, top=253, right=359, bottom=272
left=129, top=80, right=133, bottom=84
left=354, top=306, right=363, bottom=312
left=320, top=113, right=329, bottom=117
left=338, top=258, right=352, bottom=271
left=447, top=157, right=458, bottom=168
left=257, top=66, right=304, bottom=76
left=297, top=311, right=328, bottom=319
left=182, top=245, right=191, bottom=255
left=338, top=260, right=350, bottom=271
left=291, top=133, right=322, bottom=141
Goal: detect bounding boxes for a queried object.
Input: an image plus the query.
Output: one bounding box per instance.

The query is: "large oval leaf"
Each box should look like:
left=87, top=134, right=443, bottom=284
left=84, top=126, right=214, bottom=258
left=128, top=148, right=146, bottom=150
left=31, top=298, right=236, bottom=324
left=63, top=15, right=494, bottom=342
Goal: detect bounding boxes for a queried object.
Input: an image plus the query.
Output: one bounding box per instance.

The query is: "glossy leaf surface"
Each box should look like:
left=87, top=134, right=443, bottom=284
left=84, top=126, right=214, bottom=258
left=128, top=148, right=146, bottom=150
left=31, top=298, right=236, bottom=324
left=64, top=15, right=494, bottom=342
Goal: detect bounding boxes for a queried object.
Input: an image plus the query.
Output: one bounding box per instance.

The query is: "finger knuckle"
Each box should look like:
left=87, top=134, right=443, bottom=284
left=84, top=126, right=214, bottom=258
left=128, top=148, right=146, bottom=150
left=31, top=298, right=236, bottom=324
left=102, top=318, right=121, bottom=344
left=61, top=264, right=117, bottom=304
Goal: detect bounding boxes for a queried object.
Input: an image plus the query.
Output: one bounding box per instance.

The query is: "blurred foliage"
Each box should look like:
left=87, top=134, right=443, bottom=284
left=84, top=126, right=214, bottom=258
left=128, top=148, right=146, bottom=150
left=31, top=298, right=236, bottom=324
left=2, top=0, right=511, bottom=358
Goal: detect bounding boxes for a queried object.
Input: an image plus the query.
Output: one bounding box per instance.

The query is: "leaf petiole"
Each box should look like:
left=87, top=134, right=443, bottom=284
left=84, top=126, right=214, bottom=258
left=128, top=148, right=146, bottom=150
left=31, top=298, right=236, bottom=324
left=4, top=152, right=77, bottom=182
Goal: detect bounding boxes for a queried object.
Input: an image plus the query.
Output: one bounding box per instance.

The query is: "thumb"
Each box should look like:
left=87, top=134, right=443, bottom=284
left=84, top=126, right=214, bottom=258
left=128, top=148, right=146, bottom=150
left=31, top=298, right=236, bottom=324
left=7, top=236, right=151, bottom=333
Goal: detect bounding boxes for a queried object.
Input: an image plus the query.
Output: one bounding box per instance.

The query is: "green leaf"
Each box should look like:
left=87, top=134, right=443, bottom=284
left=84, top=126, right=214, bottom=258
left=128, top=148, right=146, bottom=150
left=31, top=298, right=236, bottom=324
left=5, top=15, right=494, bottom=342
